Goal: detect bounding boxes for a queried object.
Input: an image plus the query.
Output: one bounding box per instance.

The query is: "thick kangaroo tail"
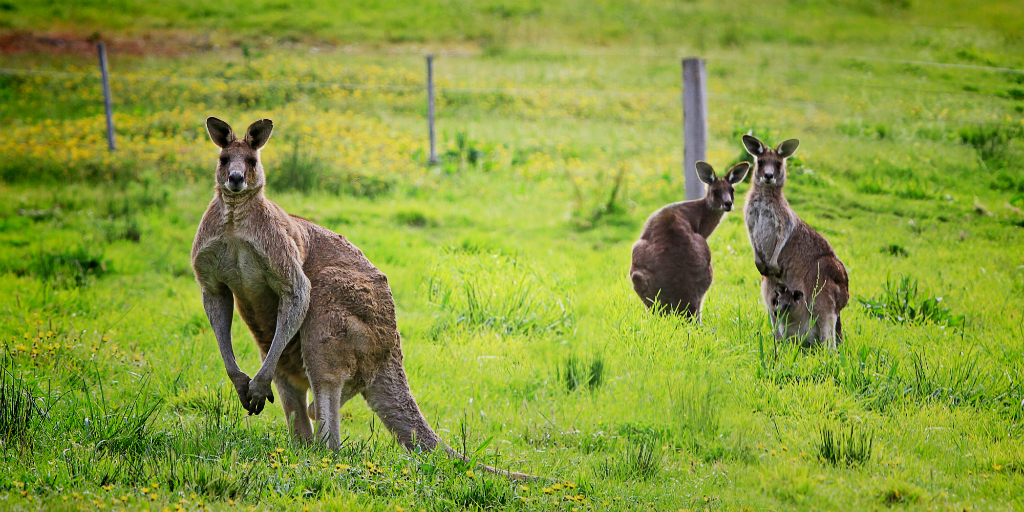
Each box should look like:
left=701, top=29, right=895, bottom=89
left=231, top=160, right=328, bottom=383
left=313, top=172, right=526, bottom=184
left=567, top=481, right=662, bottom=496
left=363, top=352, right=542, bottom=481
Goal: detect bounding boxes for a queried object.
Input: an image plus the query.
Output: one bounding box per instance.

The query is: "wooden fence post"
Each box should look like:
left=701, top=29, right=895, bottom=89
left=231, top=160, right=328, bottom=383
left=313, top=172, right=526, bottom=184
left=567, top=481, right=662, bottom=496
left=682, top=57, right=707, bottom=200
left=97, top=42, right=116, bottom=151
left=426, top=55, right=437, bottom=165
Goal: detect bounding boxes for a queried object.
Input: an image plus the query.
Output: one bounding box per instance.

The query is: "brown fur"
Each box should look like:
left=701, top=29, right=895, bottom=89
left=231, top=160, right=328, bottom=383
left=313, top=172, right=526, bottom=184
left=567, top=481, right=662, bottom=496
left=768, top=282, right=810, bottom=342
left=742, top=135, right=849, bottom=348
left=629, top=161, right=750, bottom=319
left=191, top=117, right=537, bottom=480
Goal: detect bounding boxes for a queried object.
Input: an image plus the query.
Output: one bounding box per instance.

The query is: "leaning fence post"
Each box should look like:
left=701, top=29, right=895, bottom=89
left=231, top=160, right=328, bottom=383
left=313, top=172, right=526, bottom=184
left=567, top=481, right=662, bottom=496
left=426, top=55, right=437, bottom=165
left=97, top=42, right=116, bottom=151
left=682, top=57, right=707, bottom=200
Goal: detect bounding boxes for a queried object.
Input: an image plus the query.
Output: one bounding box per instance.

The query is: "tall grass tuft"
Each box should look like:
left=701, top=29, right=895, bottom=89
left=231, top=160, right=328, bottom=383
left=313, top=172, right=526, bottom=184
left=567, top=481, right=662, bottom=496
left=595, top=441, right=662, bottom=481
left=559, top=354, right=605, bottom=393
left=64, top=377, right=165, bottom=455
left=858, top=275, right=964, bottom=326
left=5, top=242, right=108, bottom=288
left=817, top=424, right=873, bottom=467
left=0, top=354, right=39, bottom=449
left=426, top=249, right=575, bottom=339
left=674, top=373, right=725, bottom=461
left=268, top=135, right=325, bottom=193
left=958, top=123, right=1022, bottom=166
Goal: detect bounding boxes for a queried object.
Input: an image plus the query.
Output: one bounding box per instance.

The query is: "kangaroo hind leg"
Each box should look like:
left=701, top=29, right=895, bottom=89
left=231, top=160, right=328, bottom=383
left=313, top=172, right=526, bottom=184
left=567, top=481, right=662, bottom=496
left=274, top=375, right=314, bottom=444
left=310, top=379, right=359, bottom=450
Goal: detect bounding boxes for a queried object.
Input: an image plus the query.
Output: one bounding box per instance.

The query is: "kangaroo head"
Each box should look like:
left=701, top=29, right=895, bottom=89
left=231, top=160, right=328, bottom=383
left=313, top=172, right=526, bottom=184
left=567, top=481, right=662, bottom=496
left=742, top=134, right=799, bottom=188
left=771, top=283, right=804, bottom=313
left=695, top=161, right=750, bottom=212
left=206, top=117, right=274, bottom=197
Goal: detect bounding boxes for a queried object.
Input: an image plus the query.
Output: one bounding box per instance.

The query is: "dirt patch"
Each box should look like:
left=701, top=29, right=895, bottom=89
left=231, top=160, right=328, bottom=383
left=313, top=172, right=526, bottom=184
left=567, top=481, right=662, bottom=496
left=0, top=30, right=212, bottom=56
left=0, top=29, right=481, bottom=58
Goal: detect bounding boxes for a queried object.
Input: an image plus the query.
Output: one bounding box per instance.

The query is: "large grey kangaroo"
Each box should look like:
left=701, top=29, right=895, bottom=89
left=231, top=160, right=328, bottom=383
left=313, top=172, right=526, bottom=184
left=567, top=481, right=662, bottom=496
left=191, top=117, right=535, bottom=480
left=629, top=161, right=750, bottom=319
left=741, top=134, right=849, bottom=348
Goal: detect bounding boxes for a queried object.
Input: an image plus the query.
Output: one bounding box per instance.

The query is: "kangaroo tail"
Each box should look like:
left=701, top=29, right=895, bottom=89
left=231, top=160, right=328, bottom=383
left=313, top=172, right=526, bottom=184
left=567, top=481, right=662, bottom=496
left=363, top=352, right=543, bottom=482
left=835, top=314, right=844, bottom=344
left=629, top=270, right=648, bottom=295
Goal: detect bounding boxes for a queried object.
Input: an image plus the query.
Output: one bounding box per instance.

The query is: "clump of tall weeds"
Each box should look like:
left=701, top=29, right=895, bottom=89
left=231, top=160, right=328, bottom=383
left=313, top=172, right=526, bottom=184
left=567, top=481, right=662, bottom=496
left=858, top=275, right=963, bottom=327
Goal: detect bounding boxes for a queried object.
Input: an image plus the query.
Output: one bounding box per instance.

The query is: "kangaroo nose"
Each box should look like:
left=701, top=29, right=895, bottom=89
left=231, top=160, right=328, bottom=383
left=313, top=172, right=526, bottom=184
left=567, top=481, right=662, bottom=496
left=723, top=201, right=733, bottom=210
left=227, top=172, right=245, bottom=190
left=764, top=173, right=774, bottom=181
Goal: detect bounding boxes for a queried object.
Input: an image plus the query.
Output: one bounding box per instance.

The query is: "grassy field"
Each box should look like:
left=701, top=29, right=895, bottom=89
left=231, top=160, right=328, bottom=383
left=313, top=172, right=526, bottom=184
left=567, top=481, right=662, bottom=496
left=2, top=1, right=1024, bottom=510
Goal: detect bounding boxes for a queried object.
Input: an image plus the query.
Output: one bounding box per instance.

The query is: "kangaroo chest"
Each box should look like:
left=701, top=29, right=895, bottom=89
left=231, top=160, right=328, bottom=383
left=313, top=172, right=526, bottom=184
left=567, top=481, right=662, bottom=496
left=196, top=233, right=283, bottom=336
left=745, top=193, right=793, bottom=256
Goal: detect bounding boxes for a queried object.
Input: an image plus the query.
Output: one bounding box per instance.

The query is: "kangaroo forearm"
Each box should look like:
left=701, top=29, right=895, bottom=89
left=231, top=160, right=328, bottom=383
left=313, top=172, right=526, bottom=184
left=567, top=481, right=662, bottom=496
left=254, top=288, right=310, bottom=381
left=203, top=290, right=243, bottom=376
left=769, top=241, right=785, bottom=268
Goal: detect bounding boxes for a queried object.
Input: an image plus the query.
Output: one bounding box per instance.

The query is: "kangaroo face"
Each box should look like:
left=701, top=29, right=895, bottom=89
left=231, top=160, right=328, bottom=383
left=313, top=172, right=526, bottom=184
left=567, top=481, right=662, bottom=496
left=206, top=117, right=274, bottom=196
left=742, top=135, right=799, bottom=188
left=695, top=161, right=750, bottom=212
left=772, top=283, right=804, bottom=315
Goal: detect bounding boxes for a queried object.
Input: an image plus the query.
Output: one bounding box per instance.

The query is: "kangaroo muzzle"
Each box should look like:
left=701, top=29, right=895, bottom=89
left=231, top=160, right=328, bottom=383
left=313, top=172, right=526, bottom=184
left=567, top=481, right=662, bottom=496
left=227, top=171, right=246, bottom=192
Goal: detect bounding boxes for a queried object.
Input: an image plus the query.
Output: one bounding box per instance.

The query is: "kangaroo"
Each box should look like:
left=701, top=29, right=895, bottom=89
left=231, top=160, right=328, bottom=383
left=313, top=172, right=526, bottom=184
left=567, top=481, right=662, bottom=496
left=742, top=134, right=849, bottom=348
left=191, top=118, right=536, bottom=480
left=629, top=161, right=750, bottom=319
left=768, top=282, right=810, bottom=342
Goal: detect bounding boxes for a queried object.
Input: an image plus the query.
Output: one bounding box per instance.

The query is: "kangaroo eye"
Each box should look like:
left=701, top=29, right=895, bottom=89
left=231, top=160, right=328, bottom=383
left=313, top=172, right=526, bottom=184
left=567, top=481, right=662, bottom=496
left=219, top=156, right=229, bottom=166
left=246, top=157, right=257, bottom=168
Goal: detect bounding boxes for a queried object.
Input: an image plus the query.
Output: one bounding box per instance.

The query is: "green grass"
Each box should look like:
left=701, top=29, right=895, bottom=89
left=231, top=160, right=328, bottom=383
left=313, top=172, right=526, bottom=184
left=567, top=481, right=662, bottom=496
left=2, top=1, right=1024, bottom=510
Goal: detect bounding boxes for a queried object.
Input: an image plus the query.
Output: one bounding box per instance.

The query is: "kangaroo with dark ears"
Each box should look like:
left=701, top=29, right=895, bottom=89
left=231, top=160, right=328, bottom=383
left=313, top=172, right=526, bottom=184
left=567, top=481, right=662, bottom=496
left=191, top=117, right=537, bottom=480
left=629, top=161, right=750, bottom=319
left=742, top=134, right=849, bottom=348
left=769, top=282, right=811, bottom=343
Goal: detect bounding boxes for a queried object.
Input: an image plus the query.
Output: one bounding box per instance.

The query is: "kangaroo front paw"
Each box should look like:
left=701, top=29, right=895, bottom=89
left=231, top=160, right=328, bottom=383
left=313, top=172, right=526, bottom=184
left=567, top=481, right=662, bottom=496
left=229, top=371, right=255, bottom=412
left=244, top=376, right=276, bottom=415
left=763, top=264, right=782, bottom=278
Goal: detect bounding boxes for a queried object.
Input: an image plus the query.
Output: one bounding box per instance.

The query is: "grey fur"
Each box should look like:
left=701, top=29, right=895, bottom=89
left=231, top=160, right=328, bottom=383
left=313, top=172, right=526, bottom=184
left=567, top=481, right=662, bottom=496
left=742, top=134, right=849, bottom=348
left=192, top=118, right=538, bottom=480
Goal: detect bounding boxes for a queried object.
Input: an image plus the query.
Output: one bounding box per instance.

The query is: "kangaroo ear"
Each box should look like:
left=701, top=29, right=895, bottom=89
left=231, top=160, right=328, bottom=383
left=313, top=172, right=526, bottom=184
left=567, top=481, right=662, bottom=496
left=742, top=134, right=766, bottom=156
left=695, top=161, right=717, bottom=185
left=793, top=290, right=804, bottom=301
left=776, top=139, right=800, bottom=159
left=725, top=162, right=750, bottom=184
left=244, top=119, right=274, bottom=150
left=206, top=117, right=236, bottom=148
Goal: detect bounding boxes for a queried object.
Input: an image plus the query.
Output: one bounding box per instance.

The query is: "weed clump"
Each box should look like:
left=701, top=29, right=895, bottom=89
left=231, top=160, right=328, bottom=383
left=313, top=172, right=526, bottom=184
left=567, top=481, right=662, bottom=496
left=594, top=441, right=662, bottom=481
left=858, top=275, right=963, bottom=326
left=426, top=249, right=575, bottom=339
left=817, top=424, right=873, bottom=466
left=559, top=354, right=605, bottom=393
left=17, top=244, right=107, bottom=288
left=958, top=123, right=1022, bottom=167
left=0, top=358, right=39, bottom=448
left=881, top=244, right=909, bottom=257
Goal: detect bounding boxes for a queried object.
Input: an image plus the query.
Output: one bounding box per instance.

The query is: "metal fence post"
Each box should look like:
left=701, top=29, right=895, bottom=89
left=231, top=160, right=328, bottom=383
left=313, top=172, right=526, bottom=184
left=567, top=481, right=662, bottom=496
left=97, top=42, right=116, bottom=151
left=682, top=57, right=707, bottom=200
left=426, top=55, right=437, bottom=165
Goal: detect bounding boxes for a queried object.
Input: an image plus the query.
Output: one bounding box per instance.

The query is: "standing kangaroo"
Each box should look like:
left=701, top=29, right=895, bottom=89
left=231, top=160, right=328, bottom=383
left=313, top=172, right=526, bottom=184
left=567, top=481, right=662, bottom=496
left=742, top=134, right=849, bottom=348
left=629, top=161, right=750, bottom=319
left=191, top=118, right=535, bottom=480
